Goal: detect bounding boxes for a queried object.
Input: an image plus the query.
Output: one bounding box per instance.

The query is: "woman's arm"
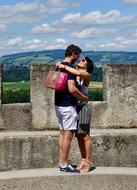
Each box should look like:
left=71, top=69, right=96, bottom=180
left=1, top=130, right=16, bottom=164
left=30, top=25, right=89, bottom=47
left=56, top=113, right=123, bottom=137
left=56, top=62, right=89, bottom=79
left=56, top=61, right=80, bottom=76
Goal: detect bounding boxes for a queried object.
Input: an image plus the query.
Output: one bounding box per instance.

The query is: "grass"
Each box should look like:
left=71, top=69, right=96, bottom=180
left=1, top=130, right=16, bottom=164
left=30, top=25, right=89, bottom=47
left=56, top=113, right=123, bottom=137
left=89, top=82, right=103, bottom=89
left=3, top=81, right=30, bottom=91
left=2, top=81, right=103, bottom=103
left=2, top=81, right=102, bottom=90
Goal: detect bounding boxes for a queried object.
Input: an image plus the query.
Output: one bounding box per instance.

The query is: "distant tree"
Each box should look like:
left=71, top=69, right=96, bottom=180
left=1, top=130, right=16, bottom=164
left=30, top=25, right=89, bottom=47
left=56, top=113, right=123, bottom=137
left=2, top=89, right=30, bottom=104
left=3, top=66, right=30, bottom=82
left=91, top=66, right=103, bottom=82
left=88, top=88, right=103, bottom=101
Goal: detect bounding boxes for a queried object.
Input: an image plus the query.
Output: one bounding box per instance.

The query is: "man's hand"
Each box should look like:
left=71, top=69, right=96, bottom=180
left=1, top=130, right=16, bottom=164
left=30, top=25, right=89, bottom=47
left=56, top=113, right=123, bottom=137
left=68, top=80, right=89, bottom=102
left=56, top=62, right=65, bottom=69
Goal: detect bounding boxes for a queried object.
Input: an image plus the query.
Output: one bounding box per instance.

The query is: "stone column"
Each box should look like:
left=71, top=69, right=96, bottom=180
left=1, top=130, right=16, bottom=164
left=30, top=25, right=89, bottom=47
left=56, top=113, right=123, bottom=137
left=102, top=64, right=137, bottom=128
left=0, top=64, right=2, bottom=106
left=30, top=64, right=58, bottom=130
left=0, top=64, right=3, bottom=128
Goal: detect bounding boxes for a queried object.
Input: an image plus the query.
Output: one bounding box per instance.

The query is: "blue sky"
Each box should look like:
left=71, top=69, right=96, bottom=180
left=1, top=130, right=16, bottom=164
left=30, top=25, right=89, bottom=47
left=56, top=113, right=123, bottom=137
left=0, top=0, right=137, bottom=56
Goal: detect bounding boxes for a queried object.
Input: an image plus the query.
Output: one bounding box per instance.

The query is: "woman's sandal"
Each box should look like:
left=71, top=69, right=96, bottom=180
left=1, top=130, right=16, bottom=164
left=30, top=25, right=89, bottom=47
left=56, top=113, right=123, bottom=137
left=77, top=159, right=86, bottom=170
left=79, top=159, right=96, bottom=173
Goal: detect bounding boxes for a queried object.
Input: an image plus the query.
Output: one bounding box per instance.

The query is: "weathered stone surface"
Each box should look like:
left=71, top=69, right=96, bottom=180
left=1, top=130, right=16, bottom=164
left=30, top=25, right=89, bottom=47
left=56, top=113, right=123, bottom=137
left=2, top=103, right=32, bottom=131
left=91, top=129, right=137, bottom=167
left=30, top=64, right=58, bottom=130
left=0, top=131, right=58, bottom=171
left=89, top=101, right=109, bottom=128
left=0, top=129, right=137, bottom=171
left=101, top=64, right=137, bottom=128
left=0, top=65, right=2, bottom=106
left=0, top=65, right=3, bottom=129
left=0, top=167, right=137, bottom=190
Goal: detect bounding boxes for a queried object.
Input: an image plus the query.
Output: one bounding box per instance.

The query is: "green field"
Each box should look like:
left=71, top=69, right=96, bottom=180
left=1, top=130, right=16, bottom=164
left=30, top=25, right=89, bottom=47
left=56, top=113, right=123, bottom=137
left=3, top=81, right=30, bottom=91
left=2, top=81, right=103, bottom=103
left=89, top=82, right=102, bottom=89
left=3, top=81, right=102, bottom=90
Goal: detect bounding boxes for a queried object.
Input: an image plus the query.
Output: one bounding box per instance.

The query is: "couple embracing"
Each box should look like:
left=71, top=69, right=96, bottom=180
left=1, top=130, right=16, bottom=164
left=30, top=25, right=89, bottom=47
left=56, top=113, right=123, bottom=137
left=55, top=44, right=95, bottom=173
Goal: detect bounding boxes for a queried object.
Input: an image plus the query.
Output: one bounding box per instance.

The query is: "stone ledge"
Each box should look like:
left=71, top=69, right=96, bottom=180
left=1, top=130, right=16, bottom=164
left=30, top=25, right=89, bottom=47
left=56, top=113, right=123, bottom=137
left=0, top=167, right=137, bottom=190
left=0, top=129, right=137, bottom=171
left=1, top=128, right=137, bottom=136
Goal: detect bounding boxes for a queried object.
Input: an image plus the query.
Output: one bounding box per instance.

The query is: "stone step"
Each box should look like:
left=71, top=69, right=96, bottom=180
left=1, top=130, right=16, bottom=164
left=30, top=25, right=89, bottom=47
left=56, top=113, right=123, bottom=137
left=0, top=167, right=137, bottom=190
left=0, top=129, right=137, bottom=172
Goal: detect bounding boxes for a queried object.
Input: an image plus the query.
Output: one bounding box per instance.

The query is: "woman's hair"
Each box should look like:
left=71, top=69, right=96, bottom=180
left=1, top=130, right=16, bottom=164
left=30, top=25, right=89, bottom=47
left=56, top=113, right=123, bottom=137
left=65, top=44, right=82, bottom=57
left=85, top=56, right=94, bottom=73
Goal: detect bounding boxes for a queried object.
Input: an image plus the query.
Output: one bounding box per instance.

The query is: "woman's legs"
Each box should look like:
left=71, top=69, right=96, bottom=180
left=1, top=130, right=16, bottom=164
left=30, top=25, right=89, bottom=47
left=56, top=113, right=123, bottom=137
left=77, top=133, right=93, bottom=172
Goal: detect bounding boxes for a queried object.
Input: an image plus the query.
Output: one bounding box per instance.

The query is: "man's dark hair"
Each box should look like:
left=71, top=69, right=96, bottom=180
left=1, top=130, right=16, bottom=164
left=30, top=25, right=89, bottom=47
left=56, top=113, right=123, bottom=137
left=85, top=56, right=94, bottom=73
left=65, top=44, right=82, bottom=57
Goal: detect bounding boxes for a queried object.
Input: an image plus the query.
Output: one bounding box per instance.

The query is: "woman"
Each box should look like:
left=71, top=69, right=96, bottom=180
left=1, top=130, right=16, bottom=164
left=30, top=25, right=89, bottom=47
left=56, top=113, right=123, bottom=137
left=56, top=56, right=95, bottom=173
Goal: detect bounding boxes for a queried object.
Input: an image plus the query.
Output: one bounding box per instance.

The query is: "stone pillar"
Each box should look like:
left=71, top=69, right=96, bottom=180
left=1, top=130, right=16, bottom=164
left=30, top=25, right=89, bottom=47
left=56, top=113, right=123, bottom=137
left=0, top=64, right=2, bottom=106
left=0, top=64, right=3, bottom=128
left=102, top=64, right=137, bottom=128
left=30, top=64, right=58, bottom=130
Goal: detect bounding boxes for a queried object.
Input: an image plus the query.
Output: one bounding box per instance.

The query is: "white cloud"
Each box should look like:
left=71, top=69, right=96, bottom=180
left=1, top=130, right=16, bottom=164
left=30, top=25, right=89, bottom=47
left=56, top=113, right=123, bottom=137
left=61, top=13, right=81, bottom=24
left=31, top=23, right=56, bottom=34
left=48, top=0, right=68, bottom=5
left=99, top=42, right=124, bottom=49
left=55, top=38, right=66, bottom=44
left=0, top=1, right=66, bottom=24
left=31, top=22, right=67, bottom=35
left=61, top=10, right=136, bottom=25
left=7, top=37, right=23, bottom=46
left=115, top=36, right=137, bottom=45
left=133, top=30, right=137, bottom=37
left=24, top=38, right=66, bottom=51
left=99, top=36, right=137, bottom=50
left=0, top=23, right=6, bottom=31
left=48, top=0, right=80, bottom=8
left=24, top=39, right=47, bottom=50
left=71, top=28, right=116, bottom=39
left=123, top=0, right=137, bottom=3
left=46, top=38, right=67, bottom=50
left=48, top=0, right=64, bottom=4
left=0, top=1, right=80, bottom=25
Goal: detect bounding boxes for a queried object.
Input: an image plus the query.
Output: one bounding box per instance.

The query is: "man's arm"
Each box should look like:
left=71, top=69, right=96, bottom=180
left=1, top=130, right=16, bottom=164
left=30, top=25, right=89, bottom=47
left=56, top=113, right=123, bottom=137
left=68, top=80, right=88, bottom=102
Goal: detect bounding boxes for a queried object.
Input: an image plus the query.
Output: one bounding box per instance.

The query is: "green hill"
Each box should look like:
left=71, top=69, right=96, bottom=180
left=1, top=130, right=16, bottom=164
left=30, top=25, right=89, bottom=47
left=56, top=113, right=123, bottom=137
left=0, top=50, right=137, bottom=82
left=1, top=50, right=137, bottom=66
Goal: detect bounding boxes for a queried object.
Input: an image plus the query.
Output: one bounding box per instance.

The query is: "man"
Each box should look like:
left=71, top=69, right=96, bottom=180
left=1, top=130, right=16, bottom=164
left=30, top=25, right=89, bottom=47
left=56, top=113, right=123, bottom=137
left=55, top=44, right=88, bottom=172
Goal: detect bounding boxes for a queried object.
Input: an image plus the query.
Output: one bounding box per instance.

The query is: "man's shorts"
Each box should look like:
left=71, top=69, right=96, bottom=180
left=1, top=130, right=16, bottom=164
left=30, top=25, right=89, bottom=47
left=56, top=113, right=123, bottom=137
left=55, top=106, right=78, bottom=131
left=76, top=103, right=91, bottom=134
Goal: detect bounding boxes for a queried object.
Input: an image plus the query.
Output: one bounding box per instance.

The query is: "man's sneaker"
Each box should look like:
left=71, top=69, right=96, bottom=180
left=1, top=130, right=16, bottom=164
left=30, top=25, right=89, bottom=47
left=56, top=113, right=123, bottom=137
left=70, top=164, right=77, bottom=168
left=58, top=163, right=77, bottom=169
left=59, top=164, right=79, bottom=173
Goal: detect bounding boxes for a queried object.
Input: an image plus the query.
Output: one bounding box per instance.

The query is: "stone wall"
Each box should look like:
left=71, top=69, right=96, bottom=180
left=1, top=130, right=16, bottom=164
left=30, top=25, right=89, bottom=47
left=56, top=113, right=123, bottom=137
left=91, top=64, right=137, bottom=128
left=0, top=64, right=137, bottom=130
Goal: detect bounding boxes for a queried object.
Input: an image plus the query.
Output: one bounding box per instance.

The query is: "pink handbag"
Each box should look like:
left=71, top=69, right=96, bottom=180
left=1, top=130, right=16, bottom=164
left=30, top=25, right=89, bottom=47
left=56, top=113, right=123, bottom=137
left=44, top=70, right=68, bottom=91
